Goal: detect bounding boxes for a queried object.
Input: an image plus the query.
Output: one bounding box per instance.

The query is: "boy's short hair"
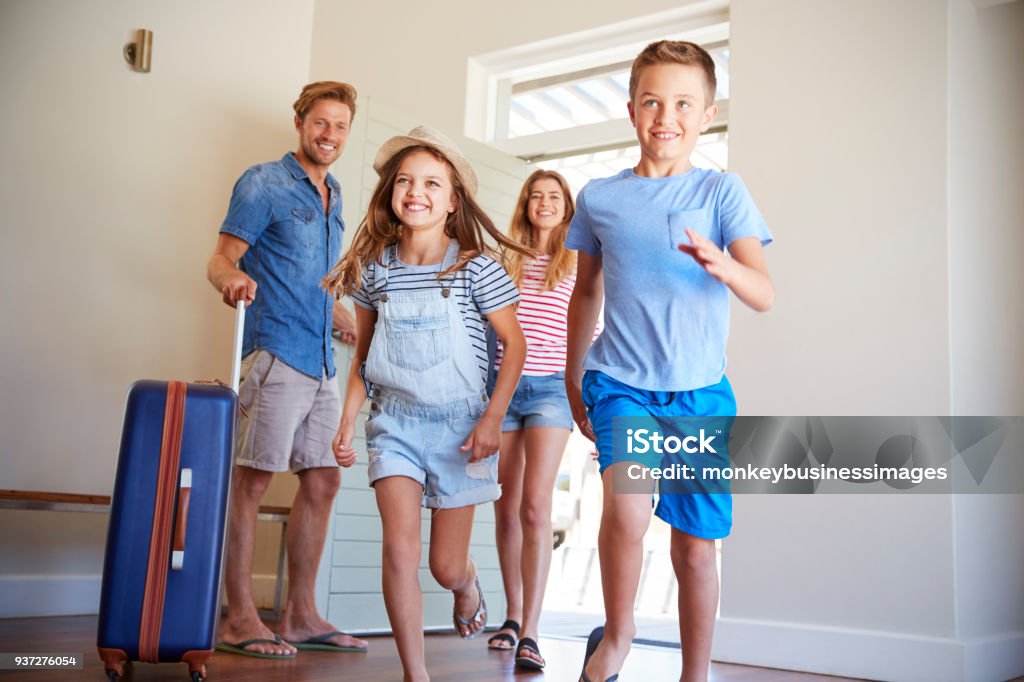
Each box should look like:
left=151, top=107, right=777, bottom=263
left=293, top=81, right=358, bottom=122
left=628, top=40, right=717, bottom=108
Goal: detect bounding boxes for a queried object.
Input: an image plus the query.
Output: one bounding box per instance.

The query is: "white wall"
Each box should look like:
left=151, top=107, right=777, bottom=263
left=718, top=1, right=1024, bottom=680
left=948, top=1, right=1024, bottom=680
left=0, top=0, right=316, bottom=615
left=306, top=0, right=683, bottom=136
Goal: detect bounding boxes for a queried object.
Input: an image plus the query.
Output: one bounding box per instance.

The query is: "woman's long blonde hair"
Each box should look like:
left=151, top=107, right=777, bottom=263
left=504, top=170, right=576, bottom=291
left=322, top=146, right=532, bottom=296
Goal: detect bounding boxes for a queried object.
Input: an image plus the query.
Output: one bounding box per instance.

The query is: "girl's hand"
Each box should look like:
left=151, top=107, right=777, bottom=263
left=332, top=420, right=358, bottom=468
left=460, top=413, right=502, bottom=462
left=679, top=228, right=737, bottom=285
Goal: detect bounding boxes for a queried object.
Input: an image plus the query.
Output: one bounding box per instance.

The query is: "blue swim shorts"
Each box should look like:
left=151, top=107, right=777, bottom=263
left=502, top=371, right=574, bottom=432
left=581, top=370, right=736, bottom=539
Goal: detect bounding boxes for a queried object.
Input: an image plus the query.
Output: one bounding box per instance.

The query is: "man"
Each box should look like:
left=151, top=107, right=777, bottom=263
left=206, top=81, right=366, bottom=658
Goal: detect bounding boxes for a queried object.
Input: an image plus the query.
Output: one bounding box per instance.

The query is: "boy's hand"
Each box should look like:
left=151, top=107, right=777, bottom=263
left=679, top=228, right=737, bottom=285
left=565, top=380, right=596, bottom=442
left=332, top=420, right=358, bottom=467
left=461, top=413, right=502, bottom=462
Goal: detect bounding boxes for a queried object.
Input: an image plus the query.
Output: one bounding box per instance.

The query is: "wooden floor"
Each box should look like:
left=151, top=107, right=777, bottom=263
left=0, top=615, right=874, bottom=682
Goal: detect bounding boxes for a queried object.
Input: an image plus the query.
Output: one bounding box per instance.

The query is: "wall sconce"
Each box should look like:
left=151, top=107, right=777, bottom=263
left=124, top=29, right=153, bottom=73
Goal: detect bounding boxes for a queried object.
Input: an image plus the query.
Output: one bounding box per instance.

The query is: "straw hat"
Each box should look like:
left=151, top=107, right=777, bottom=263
left=372, top=126, right=478, bottom=197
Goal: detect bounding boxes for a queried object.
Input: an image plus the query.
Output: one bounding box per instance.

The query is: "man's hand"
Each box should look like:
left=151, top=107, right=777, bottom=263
left=221, top=272, right=257, bottom=307
left=332, top=301, right=357, bottom=345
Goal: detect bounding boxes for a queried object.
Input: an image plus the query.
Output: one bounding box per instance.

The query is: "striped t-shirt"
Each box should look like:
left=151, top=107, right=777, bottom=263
left=495, top=255, right=576, bottom=376
left=352, top=253, right=520, bottom=382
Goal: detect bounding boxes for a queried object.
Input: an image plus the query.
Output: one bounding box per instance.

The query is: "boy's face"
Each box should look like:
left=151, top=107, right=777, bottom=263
left=628, top=63, right=717, bottom=174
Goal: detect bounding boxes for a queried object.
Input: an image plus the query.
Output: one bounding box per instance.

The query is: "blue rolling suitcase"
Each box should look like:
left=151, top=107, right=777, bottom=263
left=97, top=304, right=245, bottom=681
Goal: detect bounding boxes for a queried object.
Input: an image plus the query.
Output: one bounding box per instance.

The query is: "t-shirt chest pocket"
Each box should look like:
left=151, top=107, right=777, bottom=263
left=668, top=208, right=718, bottom=251
left=292, top=207, right=320, bottom=248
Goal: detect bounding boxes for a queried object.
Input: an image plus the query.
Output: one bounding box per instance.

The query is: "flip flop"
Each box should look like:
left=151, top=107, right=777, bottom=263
left=487, top=619, right=520, bottom=650
left=579, top=626, right=619, bottom=682
left=453, top=559, right=487, bottom=639
left=288, top=630, right=368, bottom=652
left=515, top=636, right=545, bottom=671
left=215, top=633, right=296, bottom=659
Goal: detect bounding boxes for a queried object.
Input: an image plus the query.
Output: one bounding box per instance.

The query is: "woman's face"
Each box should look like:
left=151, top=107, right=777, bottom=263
left=526, top=177, right=566, bottom=232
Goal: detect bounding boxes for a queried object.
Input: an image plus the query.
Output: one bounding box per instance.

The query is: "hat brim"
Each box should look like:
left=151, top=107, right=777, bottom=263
left=372, top=136, right=479, bottom=197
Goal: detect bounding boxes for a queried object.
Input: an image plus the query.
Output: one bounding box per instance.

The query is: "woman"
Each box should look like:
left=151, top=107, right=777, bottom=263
left=488, top=170, right=579, bottom=671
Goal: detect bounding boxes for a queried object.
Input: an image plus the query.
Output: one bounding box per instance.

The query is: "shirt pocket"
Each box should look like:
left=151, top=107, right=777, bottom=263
left=386, top=313, right=452, bottom=372
left=292, top=207, right=320, bottom=249
left=668, top=208, right=716, bottom=251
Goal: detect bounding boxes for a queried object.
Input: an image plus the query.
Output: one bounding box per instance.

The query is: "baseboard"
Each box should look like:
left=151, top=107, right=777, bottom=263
left=0, top=574, right=283, bottom=618
left=964, top=630, right=1024, bottom=682
left=714, top=617, right=1024, bottom=682
left=0, top=575, right=102, bottom=617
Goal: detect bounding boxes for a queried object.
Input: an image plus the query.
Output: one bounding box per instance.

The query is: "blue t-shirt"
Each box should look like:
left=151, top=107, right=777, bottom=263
left=220, top=152, right=344, bottom=379
left=566, top=167, right=772, bottom=392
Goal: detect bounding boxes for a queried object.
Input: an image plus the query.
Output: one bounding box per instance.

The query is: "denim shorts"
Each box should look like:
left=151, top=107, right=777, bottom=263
left=501, top=371, right=574, bottom=432
left=365, top=391, right=501, bottom=509
left=582, top=370, right=736, bottom=539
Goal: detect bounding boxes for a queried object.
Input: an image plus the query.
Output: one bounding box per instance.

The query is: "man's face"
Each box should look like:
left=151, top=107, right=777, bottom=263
left=627, top=63, right=717, bottom=171
left=294, top=98, right=352, bottom=170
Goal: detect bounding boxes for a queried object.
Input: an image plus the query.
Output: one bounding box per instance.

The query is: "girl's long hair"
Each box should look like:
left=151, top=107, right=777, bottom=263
left=504, top=169, right=576, bottom=291
left=323, top=145, right=533, bottom=297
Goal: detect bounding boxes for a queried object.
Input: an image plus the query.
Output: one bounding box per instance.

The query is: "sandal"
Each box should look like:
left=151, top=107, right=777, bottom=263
left=515, top=636, right=545, bottom=671
left=452, top=560, right=487, bottom=639
left=487, top=619, right=520, bottom=650
left=579, top=626, right=619, bottom=682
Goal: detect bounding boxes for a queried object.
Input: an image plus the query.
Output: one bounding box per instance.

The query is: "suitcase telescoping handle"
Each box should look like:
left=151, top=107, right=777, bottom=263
left=230, top=299, right=246, bottom=394
left=169, top=301, right=245, bottom=572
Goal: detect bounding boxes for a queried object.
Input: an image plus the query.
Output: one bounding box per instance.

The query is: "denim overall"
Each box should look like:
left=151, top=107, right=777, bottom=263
left=362, top=240, right=499, bottom=508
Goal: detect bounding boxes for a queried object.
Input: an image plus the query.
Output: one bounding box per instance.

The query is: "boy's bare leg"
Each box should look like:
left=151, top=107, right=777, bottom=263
left=583, top=463, right=653, bottom=681
left=428, top=505, right=483, bottom=639
left=518, top=426, right=571, bottom=653
left=492, top=429, right=525, bottom=645
left=220, top=466, right=296, bottom=656
left=376, top=476, right=429, bottom=682
left=279, top=466, right=368, bottom=649
left=670, top=529, right=718, bottom=682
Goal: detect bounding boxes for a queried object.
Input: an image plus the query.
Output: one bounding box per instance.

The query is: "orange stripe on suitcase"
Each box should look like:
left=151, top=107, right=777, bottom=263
left=138, top=381, right=187, bottom=663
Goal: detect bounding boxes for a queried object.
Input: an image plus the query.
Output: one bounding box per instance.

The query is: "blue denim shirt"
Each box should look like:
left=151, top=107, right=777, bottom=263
left=220, top=152, right=343, bottom=379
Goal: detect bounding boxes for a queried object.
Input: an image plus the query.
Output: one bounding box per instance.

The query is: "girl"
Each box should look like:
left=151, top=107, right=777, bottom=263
left=487, top=170, right=582, bottom=671
left=323, top=126, right=529, bottom=682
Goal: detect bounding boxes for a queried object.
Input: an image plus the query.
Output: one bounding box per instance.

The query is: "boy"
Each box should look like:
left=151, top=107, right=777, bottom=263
left=565, top=41, right=774, bottom=682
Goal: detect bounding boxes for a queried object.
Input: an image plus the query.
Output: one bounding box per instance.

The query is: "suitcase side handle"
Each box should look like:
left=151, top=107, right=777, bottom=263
left=230, top=301, right=246, bottom=394
left=170, top=468, right=192, bottom=571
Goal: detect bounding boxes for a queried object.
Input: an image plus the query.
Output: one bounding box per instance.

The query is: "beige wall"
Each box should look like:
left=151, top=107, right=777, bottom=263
left=0, top=0, right=315, bottom=615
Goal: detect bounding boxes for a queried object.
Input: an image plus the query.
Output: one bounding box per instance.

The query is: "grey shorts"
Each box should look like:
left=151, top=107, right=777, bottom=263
left=235, top=350, right=341, bottom=473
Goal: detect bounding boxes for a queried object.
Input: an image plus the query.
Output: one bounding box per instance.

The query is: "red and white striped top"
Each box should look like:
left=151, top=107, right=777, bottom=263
left=495, top=255, right=577, bottom=376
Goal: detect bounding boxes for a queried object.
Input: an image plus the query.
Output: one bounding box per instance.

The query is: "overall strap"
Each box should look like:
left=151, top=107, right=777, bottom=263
left=373, top=244, right=396, bottom=301
left=438, top=240, right=460, bottom=297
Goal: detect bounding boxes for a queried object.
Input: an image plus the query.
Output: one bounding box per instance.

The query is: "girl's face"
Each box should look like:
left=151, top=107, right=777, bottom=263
left=391, top=150, right=457, bottom=235
left=526, top=177, right=566, bottom=232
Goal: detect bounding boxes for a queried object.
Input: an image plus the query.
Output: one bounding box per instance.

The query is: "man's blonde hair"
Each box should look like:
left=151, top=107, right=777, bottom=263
left=293, top=81, right=358, bottom=121
left=628, top=41, right=717, bottom=108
